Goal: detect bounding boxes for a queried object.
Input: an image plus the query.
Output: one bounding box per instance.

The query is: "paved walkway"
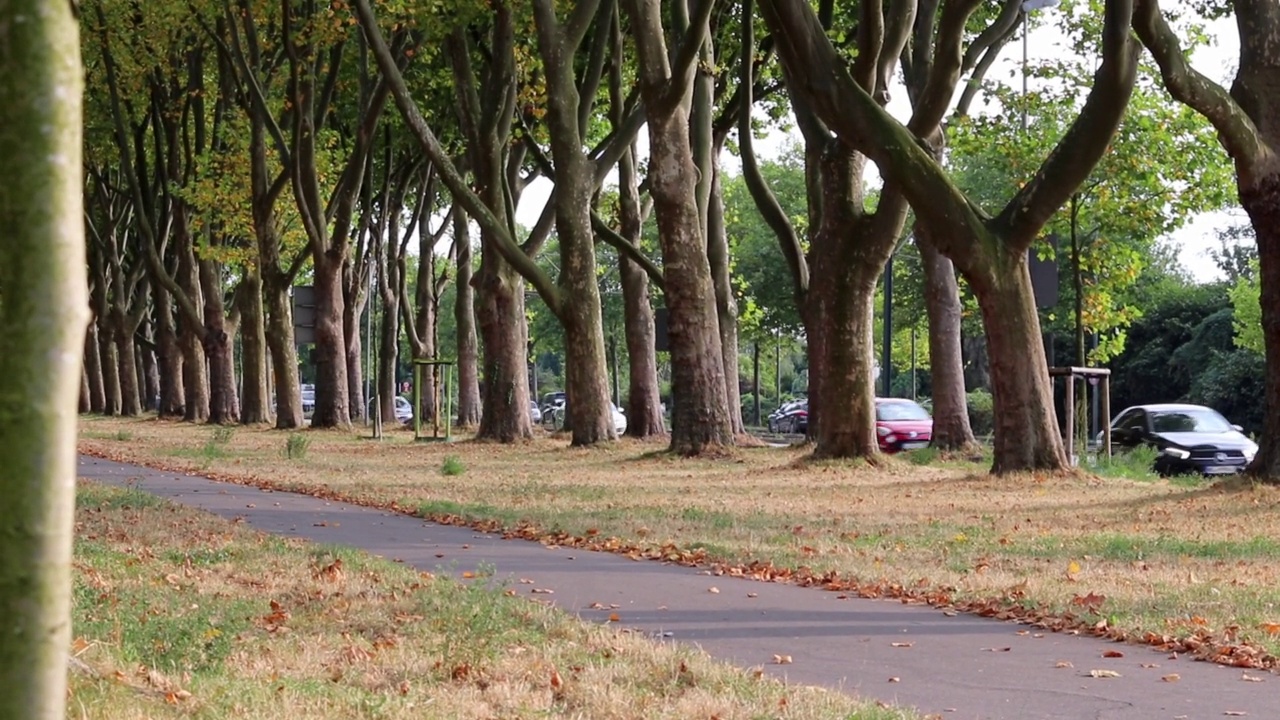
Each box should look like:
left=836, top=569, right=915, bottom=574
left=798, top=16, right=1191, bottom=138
left=79, top=456, right=1277, bottom=720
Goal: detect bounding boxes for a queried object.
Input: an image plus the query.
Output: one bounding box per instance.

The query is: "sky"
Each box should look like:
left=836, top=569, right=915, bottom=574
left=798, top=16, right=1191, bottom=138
left=512, top=5, right=1246, bottom=285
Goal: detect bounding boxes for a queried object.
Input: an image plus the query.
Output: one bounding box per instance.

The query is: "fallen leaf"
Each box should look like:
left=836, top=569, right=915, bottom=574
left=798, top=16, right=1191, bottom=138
left=1088, top=669, right=1121, bottom=678
left=1258, top=622, right=1280, bottom=635
left=1241, top=673, right=1264, bottom=683
left=982, top=647, right=1012, bottom=652
left=1066, top=560, right=1081, bottom=580
left=772, top=654, right=792, bottom=664
left=607, top=613, right=620, bottom=622
left=530, top=588, right=554, bottom=594
left=1102, top=650, right=1124, bottom=658
left=708, top=586, right=720, bottom=594
left=747, top=592, right=759, bottom=598
left=1223, top=712, right=1247, bottom=717
left=461, top=571, right=475, bottom=579
left=890, top=642, right=914, bottom=648
left=888, top=677, right=900, bottom=683
left=1054, top=661, right=1074, bottom=669
left=1162, top=674, right=1181, bottom=682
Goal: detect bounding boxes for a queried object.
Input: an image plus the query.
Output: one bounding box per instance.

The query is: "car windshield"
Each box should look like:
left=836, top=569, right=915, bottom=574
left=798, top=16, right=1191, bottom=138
left=877, top=401, right=930, bottom=421
left=1150, top=409, right=1232, bottom=434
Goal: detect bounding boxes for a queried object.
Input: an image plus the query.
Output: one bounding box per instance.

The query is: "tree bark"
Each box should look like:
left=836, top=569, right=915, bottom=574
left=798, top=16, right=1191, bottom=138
left=264, top=284, right=303, bottom=428
left=1243, top=173, right=1280, bottom=476
left=343, top=254, right=366, bottom=423
left=707, top=166, right=744, bottom=434
left=0, top=1, right=87, bottom=713
left=617, top=145, right=666, bottom=437
left=454, top=214, right=482, bottom=427
left=972, top=253, right=1068, bottom=471
left=916, top=225, right=977, bottom=450
left=531, top=0, right=615, bottom=445
left=199, top=260, right=239, bottom=424
left=98, top=318, right=121, bottom=416
left=624, top=0, right=733, bottom=455
left=239, top=267, right=270, bottom=423
left=84, top=321, right=106, bottom=413
left=112, top=311, right=141, bottom=416
left=310, top=251, right=350, bottom=427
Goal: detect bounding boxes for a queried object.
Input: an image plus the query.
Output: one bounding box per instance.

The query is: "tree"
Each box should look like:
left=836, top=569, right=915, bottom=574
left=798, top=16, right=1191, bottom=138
left=1132, top=0, right=1280, bottom=478
left=623, top=0, right=735, bottom=455
left=761, top=0, right=1140, bottom=472
left=0, top=0, right=88, bottom=714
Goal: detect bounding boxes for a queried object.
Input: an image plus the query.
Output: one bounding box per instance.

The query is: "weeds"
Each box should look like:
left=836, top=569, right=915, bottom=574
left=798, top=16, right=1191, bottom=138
left=284, top=433, right=310, bottom=460
left=441, top=455, right=466, bottom=476
left=113, top=430, right=133, bottom=441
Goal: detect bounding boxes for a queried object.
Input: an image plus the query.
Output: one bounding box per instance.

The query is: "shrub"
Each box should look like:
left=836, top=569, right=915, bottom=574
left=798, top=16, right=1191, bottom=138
left=966, top=389, right=994, bottom=437
left=441, top=455, right=466, bottom=476
left=285, top=433, right=310, bottom=460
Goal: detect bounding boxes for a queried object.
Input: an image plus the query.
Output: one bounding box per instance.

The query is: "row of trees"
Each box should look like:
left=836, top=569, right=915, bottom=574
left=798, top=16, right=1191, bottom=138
left=77, top=0, right=1280, bottom=477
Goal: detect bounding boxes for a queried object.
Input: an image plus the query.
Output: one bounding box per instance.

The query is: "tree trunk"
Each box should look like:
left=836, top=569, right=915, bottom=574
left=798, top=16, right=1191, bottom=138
left=454, top=209, right=483, bottom=428
left=378, top=295, right=399, bottom=423
left=648, top=114, right=733, bottom=454
left=199, top=260, right=239, bottom=424
left=239, top=268, right=270, bottom=424
left=264, top=283, right=304, bottom=428
left=141, top=342, right=159, bottom=412
left=0, top=2, right=88, bottom=712
left=154, top=280, right=184, bottom=418
left=707, top=166, right=744, bottom=434
left=807, top=259, right=881, bottom=458
left=79, top=364, right=90, bottom=414
left=343, top=263, right=366, bottom=423
left=1244, top=173, right=1280, bottom=477
left=618, top=146, right=666, bottom=438
left=84, top=322, right=106, bottom=413
left=175, top=211, right=209, bottom=422
left=972, top=252, right=1068, bottom=472
left=916, top=226, right=977, bottom=450
left=99, top=320, right=121, bottom=416
left=310, top=251, right=350, bottom=428
left=476, top=256, right=532, bottom=442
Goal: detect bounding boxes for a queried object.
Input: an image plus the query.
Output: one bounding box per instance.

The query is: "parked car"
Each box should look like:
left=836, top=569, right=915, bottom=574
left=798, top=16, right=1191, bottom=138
left=367, top=396, right=413, bottom=424
left=540, top=391, right=566, bottom=416
left=300, top=384, right=315, bottom=420
left=530, top=401, right=542, bottom=425
left=1107, top=403, right=1257, bottom=476
left=773, top=399, right=809, bottom=435
left=767, top=399, right=806, bottom=433
left=875, top=398, right=933, bottom=453
left=542, top=400, right=627, bottom=434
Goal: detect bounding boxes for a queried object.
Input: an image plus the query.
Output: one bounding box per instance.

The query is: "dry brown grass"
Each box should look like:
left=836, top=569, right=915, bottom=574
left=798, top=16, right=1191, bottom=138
left=70, top=481, right=911, bottom=720
left=80, top=415, right=1280, bottom=667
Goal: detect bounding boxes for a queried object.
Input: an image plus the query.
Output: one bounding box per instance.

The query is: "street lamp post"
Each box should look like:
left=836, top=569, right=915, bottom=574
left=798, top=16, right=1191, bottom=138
left=1021, top=0, right=1061, bottom=132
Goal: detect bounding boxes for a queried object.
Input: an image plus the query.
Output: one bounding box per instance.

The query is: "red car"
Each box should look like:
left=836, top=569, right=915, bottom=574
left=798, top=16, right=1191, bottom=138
left=876, top=398, right=933, bottom=453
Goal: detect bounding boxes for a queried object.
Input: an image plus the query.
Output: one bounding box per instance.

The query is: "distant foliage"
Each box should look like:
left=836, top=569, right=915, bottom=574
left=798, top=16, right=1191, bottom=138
left=966, top=390, right=994, bottom=437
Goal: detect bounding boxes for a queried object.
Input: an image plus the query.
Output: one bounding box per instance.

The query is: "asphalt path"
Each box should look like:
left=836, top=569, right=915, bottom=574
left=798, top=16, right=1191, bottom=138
left=79, top=455, right=1277, bottom=720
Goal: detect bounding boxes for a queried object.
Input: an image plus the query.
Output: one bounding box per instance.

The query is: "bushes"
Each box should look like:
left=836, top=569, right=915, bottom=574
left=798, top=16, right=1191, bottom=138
left=966, top=389, right=994, bottom=437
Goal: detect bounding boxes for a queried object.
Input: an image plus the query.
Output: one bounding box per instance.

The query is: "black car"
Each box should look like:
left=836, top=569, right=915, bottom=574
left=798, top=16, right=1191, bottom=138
left=1108, top=403, right=1258, bottom=476
left=772, top=398, right=808, bottom=435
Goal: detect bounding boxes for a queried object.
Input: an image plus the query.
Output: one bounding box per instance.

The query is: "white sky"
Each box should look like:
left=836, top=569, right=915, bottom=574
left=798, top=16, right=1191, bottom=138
left=514, top=6, right=1244, bottom=284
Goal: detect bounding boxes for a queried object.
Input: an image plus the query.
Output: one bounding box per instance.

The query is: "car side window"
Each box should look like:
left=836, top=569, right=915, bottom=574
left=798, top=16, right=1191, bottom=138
left=1112, top=409, right=1137, bottom=430
left=1130, top=410, right=1148, bottom=432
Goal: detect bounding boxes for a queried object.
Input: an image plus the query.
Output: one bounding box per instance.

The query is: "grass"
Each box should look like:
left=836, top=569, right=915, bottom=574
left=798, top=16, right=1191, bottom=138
left=70, top=481, right=909, bottom=719
left=78, top=414, right=1280, bottom=665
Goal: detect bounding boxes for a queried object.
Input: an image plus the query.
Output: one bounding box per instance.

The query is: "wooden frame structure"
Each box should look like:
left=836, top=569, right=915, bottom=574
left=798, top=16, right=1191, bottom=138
left=1048, top=366, right=1112, bottom=463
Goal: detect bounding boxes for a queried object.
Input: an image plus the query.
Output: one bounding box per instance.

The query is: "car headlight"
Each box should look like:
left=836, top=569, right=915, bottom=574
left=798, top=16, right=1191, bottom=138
left=1162, top=447, right=1191, bottom=460
left=1244, top=444, right=1258, bottom=462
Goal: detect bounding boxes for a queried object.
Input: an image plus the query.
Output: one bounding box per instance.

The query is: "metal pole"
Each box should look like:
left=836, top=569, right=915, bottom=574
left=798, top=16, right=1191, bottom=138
left=910, top=327, right=917, bottom=401
left=882, top=254, right=893, bottom=397
left=1021, top=10, right=1029, bottom=134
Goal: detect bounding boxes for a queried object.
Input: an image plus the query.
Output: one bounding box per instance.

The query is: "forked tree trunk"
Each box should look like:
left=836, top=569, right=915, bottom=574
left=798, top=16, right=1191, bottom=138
left=973, top=251, right=1068, bottom=472
left=916, top=226, right=977, bottom=450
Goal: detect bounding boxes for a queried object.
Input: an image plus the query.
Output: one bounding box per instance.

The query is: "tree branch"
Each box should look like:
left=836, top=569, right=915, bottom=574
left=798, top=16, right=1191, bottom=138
left=994, top=0, right=1140, bottom=246
left=590, top=210, right=666, bottom=290
left=1132, top=0, right=1264, bottom=176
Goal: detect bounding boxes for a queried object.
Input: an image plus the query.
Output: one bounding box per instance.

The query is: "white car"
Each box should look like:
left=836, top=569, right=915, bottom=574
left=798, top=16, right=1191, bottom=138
left=368, top=396, right=413, bottom=424
left=541, top=400, right=627, bottom=435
